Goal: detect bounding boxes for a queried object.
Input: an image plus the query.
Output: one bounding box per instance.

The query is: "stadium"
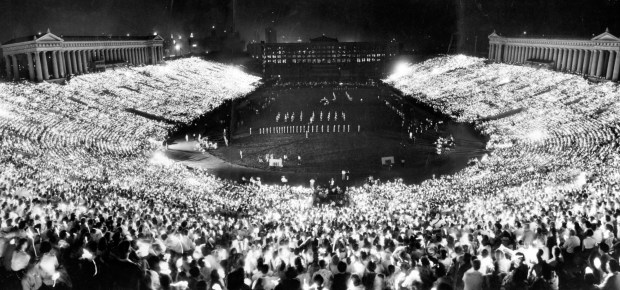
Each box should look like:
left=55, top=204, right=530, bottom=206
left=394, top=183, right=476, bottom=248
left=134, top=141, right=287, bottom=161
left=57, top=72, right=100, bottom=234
left=2, top=1, right=620, bottom=290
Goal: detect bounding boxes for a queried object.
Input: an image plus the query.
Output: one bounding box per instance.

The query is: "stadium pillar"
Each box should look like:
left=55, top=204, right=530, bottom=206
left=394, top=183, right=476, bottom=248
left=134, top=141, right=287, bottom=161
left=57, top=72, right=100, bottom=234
left=496, top=44, right=502, bottom=62
left=566, top=50, right=573, bottom=72
left=613, top=51, right=620, bottom=81
left=58, top=51, right=65, bottom=77
left=76, top=51, right=83, bottom=74
left=571, top=49, right=579, bottom=72
left=71, top=51, right=79, bottom=74
left=51, top=51, right=59, bottom=79
left=39, top=52, right=49, bottom=80
left=4, top=56, right=10, bottom=80
left=11, top=55, right=19, bottom=81
left=26, top=53, right=34, bottom=81
left=34, top=52, right=43, bottom=82
left=606, top=51, right=615, bottom=80
left=82, top=50, right=89, bottom=73
left=488, top=44, right=493, bottom=60
left=558, top=49, right=565, bottom=71
left=65, top=51, right=73, bottom=75
left=577, top=49, right=582, bottom=73
left=589, top=50, right=597, bottom=76
left=596, top=50, right=605, bottom=77
left=583, top=50, right=590, bottom=75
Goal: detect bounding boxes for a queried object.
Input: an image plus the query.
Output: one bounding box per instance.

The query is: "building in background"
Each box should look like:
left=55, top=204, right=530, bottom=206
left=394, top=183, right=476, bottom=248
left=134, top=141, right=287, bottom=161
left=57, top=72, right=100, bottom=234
left=247, top=35, right=399, bottom=80
left=489, top=29, right=620, bottom=82
left=2, top=30, right=164, bottom=82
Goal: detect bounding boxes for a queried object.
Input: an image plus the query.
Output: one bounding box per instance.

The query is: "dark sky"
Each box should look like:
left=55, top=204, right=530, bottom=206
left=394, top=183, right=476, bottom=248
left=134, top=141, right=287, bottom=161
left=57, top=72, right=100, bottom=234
left=1, top=0, right=619, bottom=53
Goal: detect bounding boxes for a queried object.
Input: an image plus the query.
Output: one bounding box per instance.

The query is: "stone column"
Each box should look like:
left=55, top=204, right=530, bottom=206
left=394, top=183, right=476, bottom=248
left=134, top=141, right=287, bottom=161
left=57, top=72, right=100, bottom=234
left=576, top=50, right=584, bottom=74
left=571, top=49, right=579, bottom=72
left=544, top=47, right=551, bottom=60
left=34, top=52, right=43, bottom=82
left=562, top=49, right=569, bottom=71
left=82, top=50, right=89, bottom=72
left=566, top=50, right=573, bottom=72
left=515, top=47, right=521, bottom=63
left=58, top=51, right=64, bottom=77
left=77, top=51, right=84, bottom=73
left=606, top=51, right=615, bottom=80
left=596, top=50, right=605, bottom=77
left=65, top=51, right=73, bottom=75
left=40, top=52, right=50, bottom=80
left=590, top=50, right=598, bottom=76
left=4, top=56, right=11, bottom=79
left=583, top=50, right=591, bottom=75
left=10, top=55, right=19, bottom=81
left=50, top=51, right=60, bottom=79
left=26, top=53, right=35, bottom=80
left=488, top=44, right=494, bottom=60
left=71, top=51, right=79, bottom=73
left=50, top=51, right=59, bottom=78
left=613, top=50, right=620, bottom=81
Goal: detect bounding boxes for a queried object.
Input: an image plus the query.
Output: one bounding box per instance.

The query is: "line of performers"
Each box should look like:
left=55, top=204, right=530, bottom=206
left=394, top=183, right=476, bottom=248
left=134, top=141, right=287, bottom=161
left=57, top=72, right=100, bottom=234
left=257, top=124, right=361, bottom=135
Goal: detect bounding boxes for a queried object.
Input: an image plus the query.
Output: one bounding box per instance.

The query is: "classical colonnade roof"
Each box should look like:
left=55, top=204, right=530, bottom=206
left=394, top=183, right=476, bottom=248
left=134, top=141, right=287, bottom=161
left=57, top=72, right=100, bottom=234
left=488, top=29, right=620, bottom=47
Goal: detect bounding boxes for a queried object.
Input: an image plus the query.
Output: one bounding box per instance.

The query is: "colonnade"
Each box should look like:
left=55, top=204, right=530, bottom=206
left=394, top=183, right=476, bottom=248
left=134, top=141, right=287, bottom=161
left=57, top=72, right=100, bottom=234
left=4, top=46, right=164, bottom=82
left=489, top=43, right=620, bottom=81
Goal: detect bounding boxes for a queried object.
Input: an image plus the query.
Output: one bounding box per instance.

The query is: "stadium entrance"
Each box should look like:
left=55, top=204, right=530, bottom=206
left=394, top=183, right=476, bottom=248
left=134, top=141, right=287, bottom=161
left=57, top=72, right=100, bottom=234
left=165, top=81, right=488, bottom=186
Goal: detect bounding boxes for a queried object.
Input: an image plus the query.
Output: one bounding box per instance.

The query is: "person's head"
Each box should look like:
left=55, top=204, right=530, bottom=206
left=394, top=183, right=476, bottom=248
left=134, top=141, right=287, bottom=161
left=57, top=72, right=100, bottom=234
left=313, top=274, right=324, bottom=287
left=472, top=259, right=481, bottom=271
left=189, top=266, right=200, bottom=278
left=39, top=241, right=52, bottom=254
left=351, top=274, right=361, bottom=287
left=367, top=261, right=376, bottom=272
left=118, top=240, right=131, bottom=259
left=319, top=259, right=327, bottom=269
left=196, top=280, right=207, bottom=290
left=285, top=267, right=298, bottom=279
left=337, top=261, right=347, bottom=273
left=260, top=264, right=269, bottom=274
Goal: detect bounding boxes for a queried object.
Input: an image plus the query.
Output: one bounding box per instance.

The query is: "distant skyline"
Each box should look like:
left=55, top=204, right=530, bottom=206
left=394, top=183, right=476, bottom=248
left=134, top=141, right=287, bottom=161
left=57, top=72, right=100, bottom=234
left=1, top=0, right=619, bottom=53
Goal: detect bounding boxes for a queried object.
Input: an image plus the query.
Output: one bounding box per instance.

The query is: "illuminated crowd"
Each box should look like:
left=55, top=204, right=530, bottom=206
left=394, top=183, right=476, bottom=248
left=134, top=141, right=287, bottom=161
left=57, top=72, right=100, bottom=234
left=0, top=55, right=619, bottom=290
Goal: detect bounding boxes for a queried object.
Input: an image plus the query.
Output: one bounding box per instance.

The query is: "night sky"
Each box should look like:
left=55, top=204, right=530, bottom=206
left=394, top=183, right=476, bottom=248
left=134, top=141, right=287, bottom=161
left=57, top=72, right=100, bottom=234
left=1, top=0, right=619, bottom=54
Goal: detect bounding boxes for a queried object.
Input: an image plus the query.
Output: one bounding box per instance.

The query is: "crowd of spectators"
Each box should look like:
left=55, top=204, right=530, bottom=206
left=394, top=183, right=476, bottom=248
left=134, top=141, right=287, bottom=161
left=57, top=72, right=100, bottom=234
left=0, top=55, right=619, bottom=290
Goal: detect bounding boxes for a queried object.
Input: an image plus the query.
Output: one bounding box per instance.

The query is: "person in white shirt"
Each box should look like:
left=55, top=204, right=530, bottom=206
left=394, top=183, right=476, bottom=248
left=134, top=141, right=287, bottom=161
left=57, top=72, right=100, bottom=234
left=562, top=230, right=580, bottom=254
left=582, top=229, right=598, bottom=251
left=463, top=259, right=484, bottom=290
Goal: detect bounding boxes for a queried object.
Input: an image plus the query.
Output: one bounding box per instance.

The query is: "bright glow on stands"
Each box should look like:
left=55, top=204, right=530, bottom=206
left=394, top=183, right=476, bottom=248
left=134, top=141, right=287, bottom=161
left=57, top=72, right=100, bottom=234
left=527, top=130, right=546, bottom=142
left=387, top=61, right=412, bottom=80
